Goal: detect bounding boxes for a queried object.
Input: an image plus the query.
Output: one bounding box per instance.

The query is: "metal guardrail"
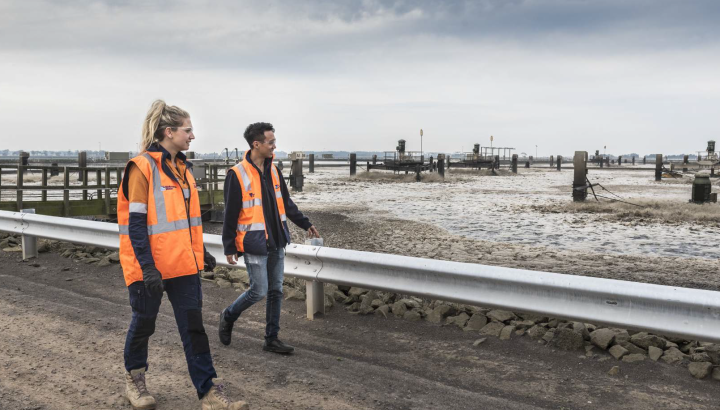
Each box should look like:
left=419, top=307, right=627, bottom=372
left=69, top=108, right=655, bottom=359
left=2, top=210, right=720, bottom=343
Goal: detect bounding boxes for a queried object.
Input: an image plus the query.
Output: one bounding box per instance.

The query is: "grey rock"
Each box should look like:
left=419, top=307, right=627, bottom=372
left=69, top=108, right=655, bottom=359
left=397, top=298, right=422, bottom=309
left=227, top=270, right=249, bottom=284
left=427, top=305, right=456, bottom=324
left=648, top=346, right=663, bottom=361
left=463, top=314, right=488, bottom=331
left=345, top=302, right=360, bottom=312
left=610, top=328, right=631, bottom=345
left=712, top=367, right=720, bottom=381
left=630, top=332, right=667, bottom=350
left=200, top=271, right=215, bottom=280
left=375, top=305, right=390, bottom=318
left=403, top=310, right=422, bottom=321
left=609, top=345, right=629, bottom=360
left=513, top=320, right=536, bottom=330
left=499, top=325, right=516, bottom=340
left=661, top=347, right=686, bottom=364
left=486, top=310, right=517, bottom=323
left=232, top=282, right=246, bottom=291
left=527, top=325, right=548, bottom=340
left=688, top=362, right=713, bottom=379
left=216, top=279, right=232, bottom=289
left=97, top=257, right=112, bottom=267
left=392, top=301, right=408, bottom=317
left=480, top=321, right=505, bottom=337
left=621, top=342, right=647, bottom=355
left=324, top=294, right=335, bottom=309
left=107, top=252, right=120, bottom=262
left=446, top=313, right=470, bottom=328
left=622, top=353, right=646, bottom=363
left=473, top=338, right=487, bottom=346
left=3, top=246, right=22, bottom=252
left=590, top=328, right=616, bottom=350
left=571, top=322, right=590, bottom=340
left=703, top=344, right=720, bottom=365
left=348, top=287, right=368, bottom=297
left=37, top=240, right=51, bottom=253
left=549, top=328, right=584, bottom=351
left=83, top=257, right=100, bottom=264
left=691, top=353, right=712, bottom=363
left=607, top=366, right=620, bottom=376
left=332, top=290, right=347, bottom=302
left=547, top=318, right=561, bottom=328
left=516, top=313, right=548, bottom=323
left=542, top=329, right=556, bottom=343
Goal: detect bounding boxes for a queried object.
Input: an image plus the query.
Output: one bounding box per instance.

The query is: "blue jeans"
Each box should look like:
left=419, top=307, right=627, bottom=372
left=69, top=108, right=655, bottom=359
left=224, top=248, right=285, bottom=340
left=124, top=274, right=217, bottom=398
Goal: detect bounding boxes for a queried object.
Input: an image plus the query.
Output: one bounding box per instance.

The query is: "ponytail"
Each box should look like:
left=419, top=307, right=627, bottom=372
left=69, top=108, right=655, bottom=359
left=140, top=100, right=190, bottom=151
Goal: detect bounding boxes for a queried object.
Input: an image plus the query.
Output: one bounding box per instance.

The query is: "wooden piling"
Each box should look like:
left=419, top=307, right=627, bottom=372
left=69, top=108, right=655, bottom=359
left=557, top=155, right=562, bottom=171
left=350, top=153, right=357, bottom=176
left=618, top=156, right=622, bottom=166
left=78, top=151, right=87, bottom=182
left=309, top=154, right=315, bottom=173
left=63, top=167, right=70, bottom=216
left=573, top=151, right=588, bottom=202
left=437, top=154, right=445, bottom=178
left=655, top=154, right=663, bottom=181
left=511, top=154, right=518, bottom=173
left=550, top=155, right=554, bottom=167
left=42, top=168, right=48, bottom=202
left=291, top=157, right=303, bottom=192
left=16, top=166, right=23, bottom=211
left=683, top=155, right=689, bottom=172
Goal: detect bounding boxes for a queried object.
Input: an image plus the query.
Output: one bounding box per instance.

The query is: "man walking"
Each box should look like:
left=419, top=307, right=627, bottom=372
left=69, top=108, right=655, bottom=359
left=219, top=122, right=319, bottom=354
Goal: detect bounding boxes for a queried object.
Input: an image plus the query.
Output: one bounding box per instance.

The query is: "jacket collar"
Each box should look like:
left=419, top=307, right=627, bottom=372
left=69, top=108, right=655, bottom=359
left=145, top=143, right=190, bottom=184
left=243, top=149, right=275, bottom=174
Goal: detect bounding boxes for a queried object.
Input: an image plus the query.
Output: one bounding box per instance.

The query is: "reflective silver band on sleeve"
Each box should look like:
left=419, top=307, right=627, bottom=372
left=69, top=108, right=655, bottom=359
left=129, top=202, right=148, bottom=214
left=237, top=222, right=266, bottom=232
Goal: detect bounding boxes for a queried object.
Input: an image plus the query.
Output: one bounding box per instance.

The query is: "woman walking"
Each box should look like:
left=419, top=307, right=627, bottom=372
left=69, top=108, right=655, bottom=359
left=117, top=100, right=248, bottom=410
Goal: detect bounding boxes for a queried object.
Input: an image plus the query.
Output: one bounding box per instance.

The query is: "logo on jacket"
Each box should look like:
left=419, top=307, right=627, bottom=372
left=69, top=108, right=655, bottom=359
left=275, top=184, right=280, bottom=190
left=160, top=186, right=176, bottom=191
left=249, top=193, right=255, bottom=198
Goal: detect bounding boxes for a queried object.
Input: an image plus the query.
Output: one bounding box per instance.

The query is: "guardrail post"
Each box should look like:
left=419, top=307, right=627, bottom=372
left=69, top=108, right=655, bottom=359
left=20, top=208, right=37, bottom=260
left=308, top=154, right=315, bottom=173
left=511, top=154, right=518, bottom=173
left=305, top=238, right=325, bottom=320
left=63, top=167, right=71, bottom=216
left=655, top=154, right=663, bottom=181
left=350, top=153, right=357, bottom=176
left=557, top=155, right=562, bottom=171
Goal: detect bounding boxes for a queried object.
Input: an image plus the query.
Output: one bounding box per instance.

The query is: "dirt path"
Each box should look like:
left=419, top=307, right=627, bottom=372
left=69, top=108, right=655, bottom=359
left=1, top=238, right=719, bottom=409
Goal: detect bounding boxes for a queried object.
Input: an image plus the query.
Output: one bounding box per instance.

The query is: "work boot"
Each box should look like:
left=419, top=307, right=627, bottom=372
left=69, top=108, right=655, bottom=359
left=218, top=309, right=234, bottom=346
left=125, top=368, right=156, bottom=410
left=201, top=380, right=249, bottom=410
left=263, top=338, right=294, bottom=354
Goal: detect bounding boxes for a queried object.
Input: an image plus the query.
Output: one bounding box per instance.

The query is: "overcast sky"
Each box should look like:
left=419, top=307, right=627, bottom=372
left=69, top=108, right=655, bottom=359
left=1, top=0, right=718, bottom=156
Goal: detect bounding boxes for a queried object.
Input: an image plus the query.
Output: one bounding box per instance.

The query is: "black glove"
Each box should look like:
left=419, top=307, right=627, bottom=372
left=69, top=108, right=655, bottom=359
left=141, top=264, right=164, bottom=296
left=203, top=247, right=216, bottom=272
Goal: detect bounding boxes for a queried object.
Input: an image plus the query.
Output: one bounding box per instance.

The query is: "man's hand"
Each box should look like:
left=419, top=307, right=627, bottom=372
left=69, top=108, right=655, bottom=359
left=203, top=249, right=216, bottom=272
left=226, top=254, right=238, bottom=265
left=307, top=226, right=320, bottom=238
left=141, top=265, right=164, bottom=296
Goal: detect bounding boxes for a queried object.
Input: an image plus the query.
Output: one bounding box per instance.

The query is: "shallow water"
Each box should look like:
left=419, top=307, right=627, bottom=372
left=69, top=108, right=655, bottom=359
left=292, top=167, right=719, bottom=259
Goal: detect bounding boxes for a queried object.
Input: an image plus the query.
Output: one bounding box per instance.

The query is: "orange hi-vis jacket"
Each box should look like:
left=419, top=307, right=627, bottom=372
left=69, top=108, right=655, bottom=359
left=229, top=153, right=289, bottom=255
left=117, top=151, right=204, bottom=286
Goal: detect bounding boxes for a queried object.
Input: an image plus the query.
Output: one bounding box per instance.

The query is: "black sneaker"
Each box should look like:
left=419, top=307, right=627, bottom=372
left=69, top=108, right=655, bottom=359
left=218, top=309, right=234, bottom=346
left=263, top=339, right=295, bottom=354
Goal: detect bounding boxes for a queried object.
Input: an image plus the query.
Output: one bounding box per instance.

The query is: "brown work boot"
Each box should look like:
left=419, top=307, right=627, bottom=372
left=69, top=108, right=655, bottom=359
left=125, top=368, right=156, bottom=410
left=201, top=379, right=249, bottom=410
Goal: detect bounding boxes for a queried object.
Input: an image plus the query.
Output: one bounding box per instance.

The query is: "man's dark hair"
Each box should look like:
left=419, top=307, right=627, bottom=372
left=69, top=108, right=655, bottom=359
left=244, top=122, right=275, bottom=148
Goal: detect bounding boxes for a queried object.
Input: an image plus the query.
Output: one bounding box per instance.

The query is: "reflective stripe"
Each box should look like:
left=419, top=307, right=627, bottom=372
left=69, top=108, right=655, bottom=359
left=237, top=222, right=266, bottom=232
left=234, top=164, right=252, bottom=192
left=143, top=154, right=168, bottom=227
left=147, top=217, right=203, bottom=235
left=118, top=224, right=129, bottom=235
left=280, top=214, right=287, bottom=222
left=183, top=188, right=190, bottom=199
left=274, top=191, right=282, bottom=199
left=129, top=202, right=148, bottom=214
left=242, top=198, right=263, bottom=208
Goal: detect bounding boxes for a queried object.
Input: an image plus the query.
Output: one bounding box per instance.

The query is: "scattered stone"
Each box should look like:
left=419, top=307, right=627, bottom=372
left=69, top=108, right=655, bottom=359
left=446, top=313, right=470, bottom=328
left=571, top=322, right=590, bottom=340
left=375, top=305, right=390, bottom=318
left=547, top=318, right=561, bottom=328
left=227, top=270, right=249, bottom=284
left=473, top=338, right=487, bottom=347
left=463, top=314, right=488, bottom=331
left=486, top=310, right=517, bottom=323
left=688, top=362, right=713, bottom=379
left=107, top=252, right=120, bottom=262
left=403, top=310, right=422, bottom=321
left=332, top=290, right=347, bottom=302
left=392, top=301, right=408, bottom=317
left=607, top=366, right=620, bottom=376
left=324, top=294, right=335, bottom=309
left=427, top=305, right=456, bottom=324
left=610, top=328, right=631, bottom=345
left=515, top=328, right=526, bottom=337
left=348, top=287, right=368, bottom=297
left=345, top=302, right=360, bottom=312
left=527, top=325, right=548, bottom=340
left=712, top=367, right=720, bottom=381
left=61, top=250, right=73, bottom=258
left=549, top=328, right=584, bottom=350
left=479, top=321, right=505, bottom=337
left=630, top=332, right=667, bottom=350
left=3, top=247, right=22, bottom=252
left=285, top=289, right=306, bottom=301
left=542, top=329, right=556, bottom=343
left=621, top=342, right=647, bottom=355
left=704, top=344, right=720, bottom=365
left=200, top=271, right=215, bottom=280
left=37, top=241, right=51, bottom=253
left=233, top=282, right=246, bottom=291
left=97, top=257, right=112, bottom=267
left=371, top=299, right=383, bottom=309
left=82, top=258, right=100, bottom=264
left=513, top=320, right=536, bottom=330
left=609, top=345, right=629, bottom=360
left=622, top=354, right=646, bottom=363
left=590, top=328, right=616, bottom=350
left=516, top=313, right=548, bottom=323
left=499, top=325, right=516, bottom=340
left=691, top=353, right=712, bottom=363
left=397, top=298, right=422, bottom=309
left=661, top=347, right=686, bottom=365
left=215, top=279, right=232, bottom=289
left=648, top=346, right=663, bottom=361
